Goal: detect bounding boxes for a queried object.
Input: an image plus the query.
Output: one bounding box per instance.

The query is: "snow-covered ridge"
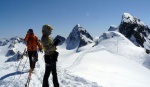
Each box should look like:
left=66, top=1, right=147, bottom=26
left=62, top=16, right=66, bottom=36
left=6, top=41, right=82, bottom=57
left=100, top=31, right=122, bottom=39
left=0, top=36, right=25, bottom=60
left=96, top=31, right=150, bottom=70
left=0, top=36, right=24, bottom=46
left=0, top=39, right=9, bottom=46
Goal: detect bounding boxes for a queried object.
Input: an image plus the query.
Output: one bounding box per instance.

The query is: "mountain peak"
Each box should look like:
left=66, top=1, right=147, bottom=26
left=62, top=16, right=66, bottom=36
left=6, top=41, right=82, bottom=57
left=121, top=13, right=146, bottom=26
left=75, top=24, right=81, bottom=27
left=122, top=13, right=134, bottom=23
left=73, top=24, right=85, bottom=32
left=66, top=24, right=93, bottom=50
left=119, top=13, right=150, bottom=51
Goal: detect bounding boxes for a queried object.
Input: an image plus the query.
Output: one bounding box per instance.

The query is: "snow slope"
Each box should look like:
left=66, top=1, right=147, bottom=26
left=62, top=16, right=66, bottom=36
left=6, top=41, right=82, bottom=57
left=0, top=33, right=150, bottom=87
left=69, top=45, right=150, bottom=87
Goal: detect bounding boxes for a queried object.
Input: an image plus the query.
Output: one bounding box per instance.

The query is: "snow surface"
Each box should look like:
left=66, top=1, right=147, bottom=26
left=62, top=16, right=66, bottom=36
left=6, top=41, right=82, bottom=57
left=0, top=32, right=150, bottom=87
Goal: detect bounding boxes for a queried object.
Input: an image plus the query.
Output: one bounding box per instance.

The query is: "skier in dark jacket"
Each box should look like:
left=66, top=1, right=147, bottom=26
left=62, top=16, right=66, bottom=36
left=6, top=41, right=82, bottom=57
left=41, top=24, right=59, bottom=87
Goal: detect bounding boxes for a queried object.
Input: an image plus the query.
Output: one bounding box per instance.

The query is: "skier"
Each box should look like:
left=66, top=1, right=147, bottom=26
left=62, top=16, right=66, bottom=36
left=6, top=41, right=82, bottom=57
left=24, top=29, right=42, bottom=71
left=41, top=24, right=59, bottom=87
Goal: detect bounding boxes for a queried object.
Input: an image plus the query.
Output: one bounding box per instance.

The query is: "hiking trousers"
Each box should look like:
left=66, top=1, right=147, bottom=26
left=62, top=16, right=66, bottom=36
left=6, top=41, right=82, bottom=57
left=28, top=51, right=38, bottom=70
left=42, top=55, right=59, bottom=87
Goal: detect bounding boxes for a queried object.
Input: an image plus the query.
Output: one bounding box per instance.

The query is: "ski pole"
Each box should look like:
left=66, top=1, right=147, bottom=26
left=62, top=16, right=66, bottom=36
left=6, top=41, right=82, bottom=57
left=16, top=48, right=26, bottom=71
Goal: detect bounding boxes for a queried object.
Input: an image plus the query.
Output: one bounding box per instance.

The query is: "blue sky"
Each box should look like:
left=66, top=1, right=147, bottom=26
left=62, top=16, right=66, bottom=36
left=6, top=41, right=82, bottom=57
left=0, top=0, right=150, bottom=39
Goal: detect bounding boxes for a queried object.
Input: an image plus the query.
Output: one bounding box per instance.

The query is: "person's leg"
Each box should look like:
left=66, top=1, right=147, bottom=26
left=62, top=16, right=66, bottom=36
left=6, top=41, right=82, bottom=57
left=32, top=51, right=38, bottom=69
left=42, top=65, right=51, bottom=87
left=42, top=55, right=52, bottom=87
left=27, top=51, right=33, bottom=69
left=52, top=62, right=59, bottom=87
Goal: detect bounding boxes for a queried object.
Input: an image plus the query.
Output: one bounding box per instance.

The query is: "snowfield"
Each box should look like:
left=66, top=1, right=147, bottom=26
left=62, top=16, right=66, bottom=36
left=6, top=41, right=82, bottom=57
left=0, top=31, right=150, bottom=87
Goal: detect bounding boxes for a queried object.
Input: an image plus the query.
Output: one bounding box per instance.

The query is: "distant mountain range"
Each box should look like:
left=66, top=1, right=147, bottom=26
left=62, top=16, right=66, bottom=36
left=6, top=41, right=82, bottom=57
left=1, top=13, right=150, bottom=54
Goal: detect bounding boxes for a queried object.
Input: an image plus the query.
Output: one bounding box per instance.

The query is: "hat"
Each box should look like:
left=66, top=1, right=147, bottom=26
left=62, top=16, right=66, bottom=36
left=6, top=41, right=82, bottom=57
left=42, top=24, right=53, bottom=35
left=42, top=24, right=53, bottom=31
left=27, top=29, right=33, bottom=34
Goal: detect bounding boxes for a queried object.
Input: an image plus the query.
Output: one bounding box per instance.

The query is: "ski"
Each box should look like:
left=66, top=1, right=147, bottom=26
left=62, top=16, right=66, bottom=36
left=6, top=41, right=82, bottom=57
left=25, top=68, right=33, bottom=87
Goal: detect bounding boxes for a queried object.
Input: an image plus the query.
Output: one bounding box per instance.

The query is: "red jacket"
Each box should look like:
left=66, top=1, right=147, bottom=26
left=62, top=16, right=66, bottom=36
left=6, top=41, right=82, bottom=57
left=24, top=34, right=42, bottom=51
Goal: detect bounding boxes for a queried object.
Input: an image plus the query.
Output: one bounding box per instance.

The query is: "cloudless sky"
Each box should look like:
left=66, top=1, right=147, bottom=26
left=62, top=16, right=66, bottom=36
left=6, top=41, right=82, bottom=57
left=0, top=0, right=150, bottom=39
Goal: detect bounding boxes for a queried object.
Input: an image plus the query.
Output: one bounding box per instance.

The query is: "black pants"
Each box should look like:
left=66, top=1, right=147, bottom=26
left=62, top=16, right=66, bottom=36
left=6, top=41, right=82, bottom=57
left=42, top=55, right=59, bottom=87
left=28, top=51, right=38, bottom=69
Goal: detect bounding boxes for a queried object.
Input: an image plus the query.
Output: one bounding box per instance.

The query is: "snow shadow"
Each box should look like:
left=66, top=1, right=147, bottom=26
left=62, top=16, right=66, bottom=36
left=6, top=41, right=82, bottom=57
left=0, top=71, right=28, bottom=80
left=5, top=54, right=18, bottom=62
left=142, top=54, right=150, bottom=69
left=143, top=58, right=150, bottom=69
left=60, top=74, right=101, bottom=87
left=5, top=49, right=15, bottom=57
left=5, top=51, right=22, bottom=62
left=56, top=67, right=102, bottom=87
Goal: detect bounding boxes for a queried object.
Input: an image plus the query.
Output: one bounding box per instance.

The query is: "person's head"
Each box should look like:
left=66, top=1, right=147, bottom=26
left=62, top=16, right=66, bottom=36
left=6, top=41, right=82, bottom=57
left=42, top=24, right=53, bottom=36
left=27, top=29, right=33, bottom=34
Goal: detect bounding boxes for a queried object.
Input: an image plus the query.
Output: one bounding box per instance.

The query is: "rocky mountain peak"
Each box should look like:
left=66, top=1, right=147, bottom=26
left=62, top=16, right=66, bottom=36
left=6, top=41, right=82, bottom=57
left=66, top=24, right=93, bottom=50
left=119, top=13, right=150, bottom=51
left=121, top=13, right=146, bottom=26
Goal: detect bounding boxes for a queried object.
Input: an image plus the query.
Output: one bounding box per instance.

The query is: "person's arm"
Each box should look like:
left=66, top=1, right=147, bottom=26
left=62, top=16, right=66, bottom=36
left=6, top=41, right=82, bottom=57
left=41, top=36, right=56, bottom=52
left=24, top=34, right=30, bottom=42
left=37, top=38, right=43, bottom=52
left=37, top=41, right=42, bottom=49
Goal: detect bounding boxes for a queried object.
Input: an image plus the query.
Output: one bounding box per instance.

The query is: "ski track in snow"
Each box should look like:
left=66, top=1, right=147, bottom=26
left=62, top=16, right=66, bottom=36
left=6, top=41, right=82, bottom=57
left=68, top=45, right=106, bottom=69
left=0, top=54, right=101, bottom=87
